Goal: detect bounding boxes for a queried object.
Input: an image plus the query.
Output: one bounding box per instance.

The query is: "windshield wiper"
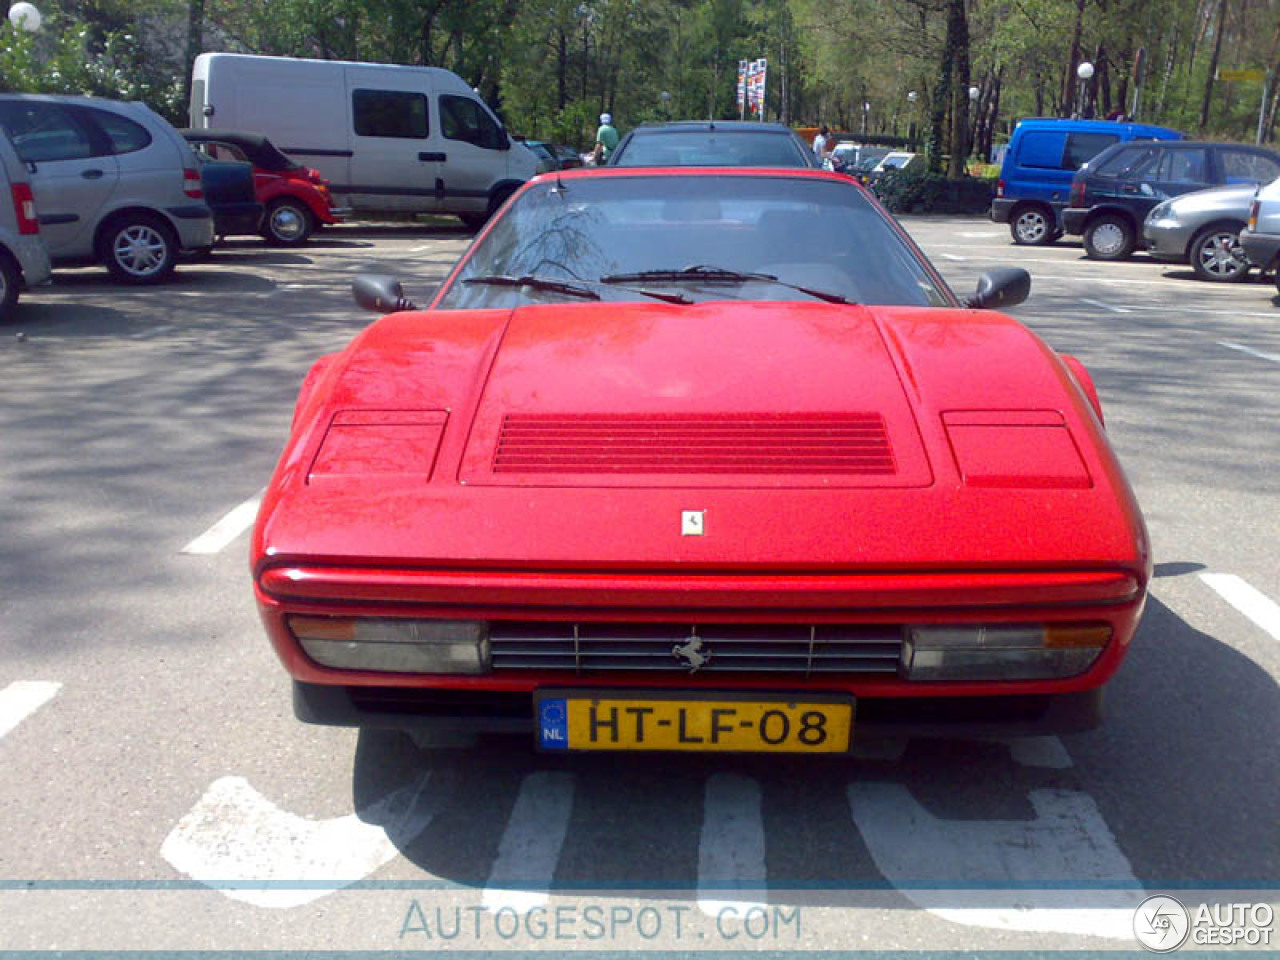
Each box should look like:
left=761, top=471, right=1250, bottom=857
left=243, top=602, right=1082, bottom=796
left=598, top=263, right=852, bottom=304
left=463, top=273, right=691, bottom=305
left=464, top=274, right=601, bottom=300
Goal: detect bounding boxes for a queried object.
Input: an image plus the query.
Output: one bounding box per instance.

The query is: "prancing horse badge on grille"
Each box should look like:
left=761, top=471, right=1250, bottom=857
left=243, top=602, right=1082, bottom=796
left=672, top=634, right=712, bottom=673
left=681, top=510, right=705, bottom=536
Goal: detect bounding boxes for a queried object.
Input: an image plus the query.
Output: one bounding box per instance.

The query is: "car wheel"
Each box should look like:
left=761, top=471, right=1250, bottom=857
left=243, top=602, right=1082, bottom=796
left=458, top=212, right=488, bottom=231
left=0, top=255, right=20, bottom=324
left=263, top=198, right=314, bottom=245
left=100, top=214, right=177, bottom=284
left=1010, top=205, right=1054, bottom=245
left=1189, top=224, right=1250, bottom=282
left=1083, top=214, right=1135, bottom=261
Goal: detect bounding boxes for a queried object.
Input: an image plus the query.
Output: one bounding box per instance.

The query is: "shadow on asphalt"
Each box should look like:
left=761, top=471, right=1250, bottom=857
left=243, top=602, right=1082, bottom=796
left=347, top=594, right=1278, bottom=905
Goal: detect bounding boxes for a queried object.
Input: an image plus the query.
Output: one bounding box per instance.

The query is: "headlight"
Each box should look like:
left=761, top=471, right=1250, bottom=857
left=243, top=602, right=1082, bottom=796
left=1148, top=202, right=1173, bottom=222
left=290, top=616, right=490, bottom=674
left=902, top=624, right=1109, bottom=681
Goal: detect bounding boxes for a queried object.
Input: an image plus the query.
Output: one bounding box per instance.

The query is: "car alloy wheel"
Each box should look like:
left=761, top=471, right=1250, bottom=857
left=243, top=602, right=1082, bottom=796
left=104, top=216, right=177, bottom=284
left=1191, top=227, right=1249, bottom=282
left=265, top=199, right=313, bottom=245
left=1012, top=207, right=1050, bottom=245
left=1083, top=215, right=1134, bottom=261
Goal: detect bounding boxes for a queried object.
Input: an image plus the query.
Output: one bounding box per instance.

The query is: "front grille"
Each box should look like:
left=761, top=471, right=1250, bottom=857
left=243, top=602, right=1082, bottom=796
left=492, top=413, right=895, bottom=475
left=489, top=622, right=904, bottom=676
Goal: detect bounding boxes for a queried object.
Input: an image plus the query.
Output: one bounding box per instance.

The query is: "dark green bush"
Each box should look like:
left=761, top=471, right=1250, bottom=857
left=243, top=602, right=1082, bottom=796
left=872, top=170, right=995, bottom=215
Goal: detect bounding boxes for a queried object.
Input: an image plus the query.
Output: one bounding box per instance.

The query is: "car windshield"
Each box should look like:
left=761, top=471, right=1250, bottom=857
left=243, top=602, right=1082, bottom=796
left=435, top=174, right=951, bottom=310
left=855, top=149, right=890, bottom=171
left=612, top=131, right=810, bottom=167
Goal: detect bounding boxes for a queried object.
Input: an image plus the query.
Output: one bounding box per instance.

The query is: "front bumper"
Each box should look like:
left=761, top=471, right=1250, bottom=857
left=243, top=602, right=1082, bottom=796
left=293, top=680, right=1105, bottom=740
left=1142, top=217, right=1190, bottom=260
left=1061, top=207, right=1090, bottom=236
left=1240, top=228, right=1280, bottom=270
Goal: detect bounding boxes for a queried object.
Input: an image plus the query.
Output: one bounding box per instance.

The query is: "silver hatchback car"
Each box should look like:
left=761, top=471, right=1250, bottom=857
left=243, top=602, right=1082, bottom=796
left=0, top=129, right=51, bottom=321
left=0, top=94, right=215, bottom=284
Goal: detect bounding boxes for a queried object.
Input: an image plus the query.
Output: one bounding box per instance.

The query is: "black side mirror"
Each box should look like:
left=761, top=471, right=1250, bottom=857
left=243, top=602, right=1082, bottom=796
left=353, top=274, right=416, bottom=314
left=966, top=268, right=1031, bottom=310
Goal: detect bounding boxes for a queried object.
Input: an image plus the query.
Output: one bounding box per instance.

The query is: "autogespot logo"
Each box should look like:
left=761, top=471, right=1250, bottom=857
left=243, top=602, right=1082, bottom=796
left=1134, top=895, right=1191, bottom=953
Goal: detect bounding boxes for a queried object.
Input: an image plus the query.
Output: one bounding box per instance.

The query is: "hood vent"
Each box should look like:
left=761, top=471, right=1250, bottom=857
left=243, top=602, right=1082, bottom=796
left=492, top=413, right=895, bottom=475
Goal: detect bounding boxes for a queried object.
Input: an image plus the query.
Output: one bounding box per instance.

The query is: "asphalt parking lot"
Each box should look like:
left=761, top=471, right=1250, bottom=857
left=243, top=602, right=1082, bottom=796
left=0, top=216, right=1277, bottom=953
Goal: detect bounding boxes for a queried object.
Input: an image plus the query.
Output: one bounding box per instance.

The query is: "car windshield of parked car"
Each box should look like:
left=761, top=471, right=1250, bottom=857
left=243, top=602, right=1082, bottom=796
left=612, top=131, right=811, bottom=167
left=855, top=149, right=890, bottom=171
left=435, top=175, right=951, bottom=310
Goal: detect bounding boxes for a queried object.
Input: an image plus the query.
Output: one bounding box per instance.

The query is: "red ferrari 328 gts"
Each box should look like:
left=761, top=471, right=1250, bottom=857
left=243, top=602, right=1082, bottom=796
left=251, top=168, right=1150, bottom=755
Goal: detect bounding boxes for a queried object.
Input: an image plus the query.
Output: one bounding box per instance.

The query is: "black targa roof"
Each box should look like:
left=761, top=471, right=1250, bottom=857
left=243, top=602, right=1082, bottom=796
left=179, top=129, right=300, bottom=172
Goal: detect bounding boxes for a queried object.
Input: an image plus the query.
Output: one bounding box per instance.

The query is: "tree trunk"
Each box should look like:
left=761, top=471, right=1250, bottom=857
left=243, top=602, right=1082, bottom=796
left=946, top=0, right=972, bottom=178
left=556, top=29, right=567, bottom=111
left=182, top=0, right=205, bottom=118
left=1199, top=0, right=1227, bottom=131
left=1062, top=0, right=1087, bottom=116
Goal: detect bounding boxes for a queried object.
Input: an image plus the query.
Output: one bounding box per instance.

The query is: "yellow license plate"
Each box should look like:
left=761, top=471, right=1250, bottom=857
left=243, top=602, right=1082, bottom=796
left=535, top=691, right=853, bottom=753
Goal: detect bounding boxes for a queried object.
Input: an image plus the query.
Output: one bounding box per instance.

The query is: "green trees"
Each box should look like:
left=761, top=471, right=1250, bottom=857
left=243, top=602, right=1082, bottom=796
left=1, top=0, right=1274, bottom=161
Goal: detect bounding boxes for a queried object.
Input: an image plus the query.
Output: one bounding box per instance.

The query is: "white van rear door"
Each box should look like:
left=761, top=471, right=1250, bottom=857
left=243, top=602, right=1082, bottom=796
left=344, top=68, right=441, bottom=213
left=436, top=95, right=512, bottom=214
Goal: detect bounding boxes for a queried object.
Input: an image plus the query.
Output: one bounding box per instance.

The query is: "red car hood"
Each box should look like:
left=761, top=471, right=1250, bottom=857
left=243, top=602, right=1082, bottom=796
left=255, top=300, right=1148, bottom=576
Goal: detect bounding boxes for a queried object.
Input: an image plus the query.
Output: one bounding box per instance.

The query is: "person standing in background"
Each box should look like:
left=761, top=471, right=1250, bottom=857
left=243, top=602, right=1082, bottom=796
left=593, top=113, right=619, bottom=165
left=813, top=124, right=831, bottom=159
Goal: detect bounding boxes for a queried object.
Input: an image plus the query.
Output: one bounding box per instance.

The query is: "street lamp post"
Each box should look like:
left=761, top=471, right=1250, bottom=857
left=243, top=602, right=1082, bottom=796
left=576, top=4, right=594, bottom=102
left=862, top=101, right=870, bottom=137
left=907, top=90, right=919, bottom=147
left=659, top=90, right=671, bottom=121
left=967, top=85, right=980, bottom=162
left=1076, top=61, right=1095, bottom=119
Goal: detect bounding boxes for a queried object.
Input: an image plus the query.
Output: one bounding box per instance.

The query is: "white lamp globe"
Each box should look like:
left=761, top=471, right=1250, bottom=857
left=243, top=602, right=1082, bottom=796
left=1077, top=61, right=1095, bottom=81
left=907, top=90, right=919, bottom=103
left=969, top=85, right=980, bottom=101
left=8, top=2, right=41, bottom=31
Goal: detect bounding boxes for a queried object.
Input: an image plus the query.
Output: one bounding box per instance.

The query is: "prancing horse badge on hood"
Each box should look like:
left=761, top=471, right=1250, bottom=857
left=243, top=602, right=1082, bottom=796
left=681, top=510, right=705, bottom=536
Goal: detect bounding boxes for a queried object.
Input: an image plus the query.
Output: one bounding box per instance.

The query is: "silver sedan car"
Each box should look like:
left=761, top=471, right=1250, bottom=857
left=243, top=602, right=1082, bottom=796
left=1144, top=184, right=1258, bottom=282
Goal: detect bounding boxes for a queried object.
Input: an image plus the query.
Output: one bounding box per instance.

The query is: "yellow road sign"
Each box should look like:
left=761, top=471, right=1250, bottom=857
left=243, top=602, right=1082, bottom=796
left=1219, top=69, right=1266, bottom=83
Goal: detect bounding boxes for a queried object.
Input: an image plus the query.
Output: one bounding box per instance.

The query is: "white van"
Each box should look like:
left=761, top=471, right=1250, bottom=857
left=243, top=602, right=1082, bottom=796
left=190, top=53, right=537, bottom=228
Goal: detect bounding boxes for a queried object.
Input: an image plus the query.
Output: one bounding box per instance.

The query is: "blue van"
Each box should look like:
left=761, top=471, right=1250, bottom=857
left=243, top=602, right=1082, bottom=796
left=990, top=118, right=1183, bottom=244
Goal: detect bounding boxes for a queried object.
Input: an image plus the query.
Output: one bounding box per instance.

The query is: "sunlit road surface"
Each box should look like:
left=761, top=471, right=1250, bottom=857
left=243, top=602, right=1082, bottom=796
left=0, top=216, right=1276, bottom=954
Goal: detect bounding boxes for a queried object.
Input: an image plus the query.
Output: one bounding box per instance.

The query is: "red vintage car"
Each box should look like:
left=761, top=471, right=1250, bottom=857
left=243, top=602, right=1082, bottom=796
left=251, top=168, right=1150, bottom=754
left=182, top=129, right=346, bottom=245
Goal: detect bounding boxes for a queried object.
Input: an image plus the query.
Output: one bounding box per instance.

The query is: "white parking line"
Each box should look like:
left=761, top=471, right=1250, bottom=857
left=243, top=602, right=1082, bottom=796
left=407, top=245, right=433, bottom=253
left=1199, top=573, right=1280, bottom=642
left=181, top=491, right=264, bottom=555
left=1078, top=298, right=1131, bottom=315
left=849, top=782, right=1143, bottom=938
left=697, top=773, right=767, bottom=917
left=482, top=771, right=575, bottom=915
left=161, top=774, right=434, bottom=909
left=1217, top=341, right=1280, bottom=365
left=0, top=682, right=61, bottom=741
left=938, top=253, right=967, bottom=262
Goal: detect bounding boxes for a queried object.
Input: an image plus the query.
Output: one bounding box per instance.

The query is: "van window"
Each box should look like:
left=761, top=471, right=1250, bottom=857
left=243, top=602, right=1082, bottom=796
left=0, top=101, right=96, bottom=162
left=1016, top=131, right=1067, bottom=169
left=352, top=89, right=429, bottom=139
left=86, top=108, right=152, bottom=155
left=1063, top=132, right=1118, bottom=169
left=439, top=95, right=505, bottom=150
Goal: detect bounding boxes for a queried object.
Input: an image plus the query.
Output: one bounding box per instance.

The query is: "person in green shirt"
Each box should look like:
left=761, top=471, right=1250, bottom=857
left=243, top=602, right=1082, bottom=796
left=593, top=113, right=619, bottom=165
